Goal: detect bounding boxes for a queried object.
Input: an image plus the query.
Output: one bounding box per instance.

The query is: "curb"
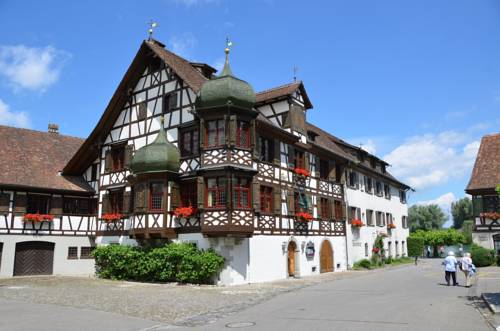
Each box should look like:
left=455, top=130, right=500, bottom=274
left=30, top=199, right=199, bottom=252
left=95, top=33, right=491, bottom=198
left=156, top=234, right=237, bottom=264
left=482, top=293, right=500, bottom=314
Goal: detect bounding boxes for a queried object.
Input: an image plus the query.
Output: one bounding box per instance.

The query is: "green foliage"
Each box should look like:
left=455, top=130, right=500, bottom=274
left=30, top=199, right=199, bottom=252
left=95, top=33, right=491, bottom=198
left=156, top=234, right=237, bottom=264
left=451, top=198, right=472, bottom=229
left=461, top=220, right=474, bottom=245
left=496, top=255, right=500, bottom=267
left=385, top=256, right=393, bottom=264
left=407, top=237, right=424, bottom=257
left=408, top=204, right=448, bottom=232
left=410, top=229, right=467, bottom=246
left=92, top=243, right=225, bottom=284
left=471, top=243, right=495, bottom=267
left=353, top=259, right=372, bottom=269
left=353, top=257, right=412, bottom=270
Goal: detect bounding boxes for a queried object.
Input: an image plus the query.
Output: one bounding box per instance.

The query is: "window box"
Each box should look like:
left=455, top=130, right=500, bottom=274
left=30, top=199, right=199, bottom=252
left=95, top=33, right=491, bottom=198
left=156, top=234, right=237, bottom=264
left=173, top=206, right=196, bottom=218
left=480, top=212, right=500, bottom=221
left=351, top=219, right=364, bottom=227
left=23, top=214, right=54, bottom=222
left=387, top=223, right=396, bottom=229
left=101, top=213, right=123, bottom=222
left=295, top=212, right=313, bottom=222
left=293, top=167, right=310, bottom=177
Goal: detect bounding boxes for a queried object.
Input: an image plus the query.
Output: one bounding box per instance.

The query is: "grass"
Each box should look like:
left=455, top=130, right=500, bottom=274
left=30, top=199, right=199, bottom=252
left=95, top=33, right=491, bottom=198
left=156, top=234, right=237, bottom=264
left=352, top=256, right=413, bottom=270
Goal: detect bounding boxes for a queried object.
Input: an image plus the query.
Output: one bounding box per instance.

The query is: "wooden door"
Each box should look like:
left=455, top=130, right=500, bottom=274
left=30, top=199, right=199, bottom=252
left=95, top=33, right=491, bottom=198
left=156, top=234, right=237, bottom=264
left=287, top=241, right=297, bottom=277
left=14, top=241, right=54, bottom=276
left=320, top=240, right=333, bottom=273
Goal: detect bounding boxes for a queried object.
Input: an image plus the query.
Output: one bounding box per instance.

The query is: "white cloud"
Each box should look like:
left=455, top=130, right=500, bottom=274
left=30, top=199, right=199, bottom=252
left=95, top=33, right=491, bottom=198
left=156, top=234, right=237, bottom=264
left=361, top=139, right=377, bottom=154
left=0, top=45, right=71, bottom=92
left=0, top=99, right=30, bottom=128
left=383, top=131, right=480, bottom=190
left=169, top=33, right=197, bottom=59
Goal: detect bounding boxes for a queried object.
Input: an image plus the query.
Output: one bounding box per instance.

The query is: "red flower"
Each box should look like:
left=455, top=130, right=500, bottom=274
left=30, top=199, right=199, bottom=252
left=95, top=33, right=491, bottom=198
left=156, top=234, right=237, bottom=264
left=294, top=168, right=311, bottom=177
left=351, top=219, right=364, bottom=227
left=173, top=206, right=195, bottom=218
left=296, top=212, right=313, bottom=222
left=387, top=223, right=396, bottom=229
left=101, top=213, right=123, bottom=222
left=23, top=214, right=54, bottom=222
left=480, top=212, right=500, bottom=221
left=372, top=247, right=380, bottom=253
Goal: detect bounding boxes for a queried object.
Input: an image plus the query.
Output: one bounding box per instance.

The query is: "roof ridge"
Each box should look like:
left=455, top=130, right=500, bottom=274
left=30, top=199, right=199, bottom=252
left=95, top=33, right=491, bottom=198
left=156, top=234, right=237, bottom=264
left=482, top=132, right=500, bottom=138
left=256, top=81, right=301, bottom=95
left=0, top=124, right=84, bottom=141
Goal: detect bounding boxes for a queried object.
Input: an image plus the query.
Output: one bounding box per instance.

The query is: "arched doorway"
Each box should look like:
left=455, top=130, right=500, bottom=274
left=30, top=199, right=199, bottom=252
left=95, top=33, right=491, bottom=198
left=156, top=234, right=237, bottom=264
left=287, top=241, right=297, bottom=277
left=320, top=240, right=333, bottom=273
left=14, top=241, right=54, bottom=276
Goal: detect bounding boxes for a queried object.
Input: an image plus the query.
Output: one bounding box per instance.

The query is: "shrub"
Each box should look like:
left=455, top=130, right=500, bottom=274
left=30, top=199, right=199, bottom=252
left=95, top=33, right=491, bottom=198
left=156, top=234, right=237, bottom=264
left=385, top=256, right=393, bottom=264
left=496, top=255, right=500, bottom=267
left=471, top=244, right=495, bottom=267
left=92, top=243, right=225, bottom=284
left=407, top=237, right=424, bottom=257
left=354, top=259, right=372, bottom=269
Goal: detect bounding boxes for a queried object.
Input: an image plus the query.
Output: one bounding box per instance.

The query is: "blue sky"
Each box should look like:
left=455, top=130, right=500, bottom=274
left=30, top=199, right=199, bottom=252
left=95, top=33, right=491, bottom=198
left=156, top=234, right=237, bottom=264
left=0, top=0, right=499, bottom=223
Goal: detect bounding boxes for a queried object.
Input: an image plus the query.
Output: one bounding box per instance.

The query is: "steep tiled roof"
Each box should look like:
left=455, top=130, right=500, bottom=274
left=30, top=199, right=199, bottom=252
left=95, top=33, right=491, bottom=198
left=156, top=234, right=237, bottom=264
left=256, top=81, right=313, bottom=109
left=0, top=125, right=93, bottom=193
left=466, top=133, right=500, bottom=192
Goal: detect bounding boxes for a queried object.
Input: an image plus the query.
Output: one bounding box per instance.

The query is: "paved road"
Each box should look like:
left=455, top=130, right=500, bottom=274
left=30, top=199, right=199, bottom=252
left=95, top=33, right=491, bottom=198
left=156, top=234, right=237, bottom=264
left=184, top=259, right=493, bottom=331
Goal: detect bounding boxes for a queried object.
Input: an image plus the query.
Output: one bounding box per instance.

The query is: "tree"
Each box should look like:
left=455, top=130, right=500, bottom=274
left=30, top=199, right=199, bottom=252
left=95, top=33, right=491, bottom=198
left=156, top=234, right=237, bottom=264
left=407, top=237, right=424, bottom=264
left=451, top=197, right=472, bottom=229
left=408, top=204, right=448, bottom=232
left=411, top=229, right=467, bottom=247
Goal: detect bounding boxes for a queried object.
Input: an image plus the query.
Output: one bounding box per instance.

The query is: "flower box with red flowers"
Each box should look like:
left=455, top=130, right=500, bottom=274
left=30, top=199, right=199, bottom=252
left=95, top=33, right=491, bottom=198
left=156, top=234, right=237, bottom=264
left=351, top=219, right=364, bottom=228
left=101, top=213, right=123, bottom=222
left=23, top=214, right=54, bottom=222
left=173, top=206, right=195, bottom=218
left=295, top=212, right=313, bottom=222
left=294, top=168, right=311, bottom=177
left=372, top=247, right=380, bottom=254
left=387, top=223, right=396, bottom=229
left=480, top=212, right=500, bottom=221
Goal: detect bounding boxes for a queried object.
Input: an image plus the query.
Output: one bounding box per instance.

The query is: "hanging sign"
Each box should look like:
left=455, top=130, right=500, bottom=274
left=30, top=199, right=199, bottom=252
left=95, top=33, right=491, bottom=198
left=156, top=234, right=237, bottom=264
left=305, top=241, right=315, bottom=259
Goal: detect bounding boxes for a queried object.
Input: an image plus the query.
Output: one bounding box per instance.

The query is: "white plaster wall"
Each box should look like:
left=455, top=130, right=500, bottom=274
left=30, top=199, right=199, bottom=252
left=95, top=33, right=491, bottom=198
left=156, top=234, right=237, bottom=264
left=0, top=235, right=96, bottom=277
left=473, top=232, right=499, bottom=250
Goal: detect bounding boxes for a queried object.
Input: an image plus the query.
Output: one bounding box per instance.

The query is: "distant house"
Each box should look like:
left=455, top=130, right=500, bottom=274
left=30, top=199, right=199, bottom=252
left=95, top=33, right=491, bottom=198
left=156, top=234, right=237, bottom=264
left=465, top=133, right=500, bottom=252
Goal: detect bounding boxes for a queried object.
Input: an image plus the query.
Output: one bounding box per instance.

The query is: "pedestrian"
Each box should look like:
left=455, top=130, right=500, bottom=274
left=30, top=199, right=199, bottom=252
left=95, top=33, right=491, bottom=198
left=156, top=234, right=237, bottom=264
left=460, top=252, right=473, bottom=287
left=443, top=251, right=458, bottom=286
left=427, top=246, right=431, bottom=258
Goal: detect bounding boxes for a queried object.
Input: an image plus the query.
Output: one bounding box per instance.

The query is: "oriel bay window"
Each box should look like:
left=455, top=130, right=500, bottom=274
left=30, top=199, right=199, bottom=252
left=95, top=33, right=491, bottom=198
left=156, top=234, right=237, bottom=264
left=206, top=119, right=225, bottom=148
left=180, top=128, right=199, bottom=157
left=149, top=182, right=164, bottom=211
left=233, top=177, right=251, bottom=208
left=236, top=121, right=250, bottom=148
left=260, top=186, right=273, bottom=214
left=206, top=177, right=227, bottom=208
left=27, top=194, right=50, bottom=214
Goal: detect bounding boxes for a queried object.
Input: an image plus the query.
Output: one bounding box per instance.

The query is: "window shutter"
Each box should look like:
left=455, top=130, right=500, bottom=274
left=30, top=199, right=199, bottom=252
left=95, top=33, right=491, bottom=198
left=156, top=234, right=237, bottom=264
left=197, top=177, right=204, bottom=210
left=124, top=145, right=133, bottom=169
left=341, top=201, right=346, bottom=220
left=306, top=194, right=312, bottom=213
left=138, top=102, right=147, bottom=120
left=0, top=193, right=10, bottom=213
left=101, top=194, right=110, bottom=215
left=170, top=182, right=180, bottom=211
left=330, top=199, right=336, bottom=220
left=250, top=119, right=256, bottom=149
left=134, top=183, right=146, bottom=213
left=273, top=188, right=281, bottom=215
left=328, top=161, right=336, bottom=182
left=347, top=206, right=352, bottom=220
left=200, top=119, right=206, bottom=149
left=356, top=208, right=361, bottom=220
left=273, top=139, right=281, bottom=165
left=316, top=198, right=321, bottom=218
left=304, top=152, right=310, bottom=172
left=122, top=191, right=131, bottom=215
left=50, top=196, right=63, bottom=216
left=168, top=93, right=178, bottom=110
left=287, top=145, right=295, bottom=168
left=314, top=156, right=320, bottom=177
left=254, top=134, right=261, bottom=159
left=14, top=193, right=26, bottom=214
left=286, top=191, right=295, bottom=215
left=229, top=115, right=237, bottom=146
left=253, top=181, right=260, bottom=213
left=104, top=150, right=112, bottom=172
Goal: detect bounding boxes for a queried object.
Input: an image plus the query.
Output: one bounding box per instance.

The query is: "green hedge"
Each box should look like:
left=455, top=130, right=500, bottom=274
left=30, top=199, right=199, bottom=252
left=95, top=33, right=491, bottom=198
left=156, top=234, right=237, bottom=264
left=471, top=244, right=495, bottom=267
left=407, top=237, right=424, bottom=257
left=92, top=243, right=225, bottom=284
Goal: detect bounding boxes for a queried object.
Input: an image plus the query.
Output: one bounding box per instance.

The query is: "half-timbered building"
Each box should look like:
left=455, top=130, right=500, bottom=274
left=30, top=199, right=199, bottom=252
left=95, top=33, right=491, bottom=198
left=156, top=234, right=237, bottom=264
left=466, top=133, right=500, bottom=253
left=0, top=38, right=410, bottom=283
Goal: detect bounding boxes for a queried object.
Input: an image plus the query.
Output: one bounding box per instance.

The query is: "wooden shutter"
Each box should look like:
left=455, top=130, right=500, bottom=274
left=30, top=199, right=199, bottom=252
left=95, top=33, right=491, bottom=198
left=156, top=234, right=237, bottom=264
left=134, top=183, right=146, bottom=213
left=341, top=201, right=346, bottom=220
left=347, top=206, right=352, bottom=220
left=14, top=193, right=27, bottom=214
left=170, top=182, right=180, bottom=210
left=330, top=199, right=336, bottom=220
left=0, top=193, right=10, bottom=213
left=254, top=134, right=261, bottom=159
left=253, top=181, right=260, bottom=213
left=287, top=145, right=295, bottom=168
left=197, top=177, right=204, bottom=210
left=228, top=115, right=237, bottom=146
left=273, top=188, right=281, bottom=215
left=104, top=150, right=112, bottom=172
left=50, top=196, right=63, bottom=216
left=250, top=119, right=256, bottom=149
left=306, top=194, right=312, bottom=213
left=316, top=198, right=321, bottom=219
left=124, top=145, right=133, bottom=169
left=168, top=93, right=178, bottom=110
left=101, top=194, right=110, bottom=215
left=315, top=156, right=321, bottom=177
left=286, top=191, right=295, bottom=215
left=199, top=119, right=206, bottom=149
left=356, top=208, right=361, bottom=220
left=122, top=191, right=131, bottom=215
left=304, top=152, right=310, bottom=172
left=138, top=102, right=147, bottom=120
left=273, top=139, right=281, bottom=166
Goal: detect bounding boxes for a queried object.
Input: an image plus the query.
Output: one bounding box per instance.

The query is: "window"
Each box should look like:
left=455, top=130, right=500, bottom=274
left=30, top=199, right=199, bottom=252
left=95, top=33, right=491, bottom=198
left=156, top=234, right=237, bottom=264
left=206, top=177, right=227, bottom=208
left=365, top=243, right=369, bottom=257
left=180, top=181, right=197, bottom=207
left=206, top=120, right=225, bottom=147
left=236, top=121, right=250, bottom=148
left=91, top=163, right=98, bottom=181
left=138, top=102, right=147, bottom=120
left=180, top=128, right=199, bottom=157
left=68, top=246, right=78, bottom=259
left=334, top=200, right=343, bottom=219
left=233, top=177, right=251, bottom=208
left=294, top=149, right=305, bottom=169
left=348, top=171, right=358, bottom=188
left=80, top=246, right=95, bottom=259
left=384, top=184, right=391, bottom=199
left=375, top=181, right=383, bottom=196
left=319, top=160, right=329, bottom=179
left=381, top=213, right=386, bottom=226
left=400, top=190, right=407, bottom=203
left=111, top=146, right=125, bottom=171
left=402, top=216, right=408, bottom=228
left=163, top=93, right=177, bottom=113
left=27, top=194, right=50, bottom=214
left=149, top=182, right=164, bottom=211
left=109, top=190, right=124, bottom=214
left=259, top=186, right=273, bottom=214
left=386, top=213, right=392, bottom=225
left=258, top=136, right=274, bottom=162
left=364, top=176, right=373, bottom=193
left=366, top=209, right=374, bottom=226
left=319, top=198, right=330, bottom=219
left=376, top=211, right=383, bottom=226
left=63, top=198, right=96, bottom=215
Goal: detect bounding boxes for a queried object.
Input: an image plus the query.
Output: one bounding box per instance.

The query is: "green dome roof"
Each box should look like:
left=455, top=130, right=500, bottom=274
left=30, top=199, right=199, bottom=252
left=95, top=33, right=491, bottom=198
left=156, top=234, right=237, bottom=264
left=196, top=51, right=256, bottom=110
left=130, top=124, right=180, bottom=175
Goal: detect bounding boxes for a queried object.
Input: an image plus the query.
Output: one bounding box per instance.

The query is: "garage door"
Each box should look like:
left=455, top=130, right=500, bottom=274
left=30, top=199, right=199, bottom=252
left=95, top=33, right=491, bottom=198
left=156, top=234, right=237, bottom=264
left=14, top=241, right=54, bottom=276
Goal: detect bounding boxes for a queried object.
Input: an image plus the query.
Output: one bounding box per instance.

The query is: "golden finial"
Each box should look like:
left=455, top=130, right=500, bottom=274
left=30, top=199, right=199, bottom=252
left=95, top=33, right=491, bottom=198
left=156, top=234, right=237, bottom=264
left=148, top=20, right=158, bottom=40
left=225, top=36, right=232, bottom=55
left=160, top=115, right=165, bottom=127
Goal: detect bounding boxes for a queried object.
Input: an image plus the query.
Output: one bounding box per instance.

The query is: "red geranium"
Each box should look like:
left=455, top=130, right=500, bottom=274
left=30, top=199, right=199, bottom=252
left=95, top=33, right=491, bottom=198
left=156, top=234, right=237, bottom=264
left=23, top=214, right=54, bottom=222
left=372, top=247, right=380, bottom=253
left=387, top=223, right=396, bottom=229
left=294, top=168, right=311, bottom=177
left=296, top=212, right=313, bottom=222
left=101, top=213, right=123, bottom=222
left=173, top=206, right=195, bottom=218
left=480, top=212, right=500, bottom=221
left=351, top=219, right=364, bottom=227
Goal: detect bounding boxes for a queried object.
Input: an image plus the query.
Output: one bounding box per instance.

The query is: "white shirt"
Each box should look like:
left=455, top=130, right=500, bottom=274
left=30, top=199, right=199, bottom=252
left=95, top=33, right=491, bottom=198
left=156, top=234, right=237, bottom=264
left=444, top=256, right=457, bottom=272
left=461, top=257, right=472, bottom=271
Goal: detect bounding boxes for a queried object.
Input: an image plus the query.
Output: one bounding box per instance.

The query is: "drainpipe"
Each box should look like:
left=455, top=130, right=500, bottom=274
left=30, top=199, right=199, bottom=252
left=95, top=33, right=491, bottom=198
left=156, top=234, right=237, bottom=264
left=343, top=181, right=350, bottom=269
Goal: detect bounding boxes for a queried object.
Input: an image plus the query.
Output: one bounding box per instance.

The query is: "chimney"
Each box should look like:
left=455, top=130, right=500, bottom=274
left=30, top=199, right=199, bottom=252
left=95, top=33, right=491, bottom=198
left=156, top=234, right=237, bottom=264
left=48, top=123, right=59, bottom=134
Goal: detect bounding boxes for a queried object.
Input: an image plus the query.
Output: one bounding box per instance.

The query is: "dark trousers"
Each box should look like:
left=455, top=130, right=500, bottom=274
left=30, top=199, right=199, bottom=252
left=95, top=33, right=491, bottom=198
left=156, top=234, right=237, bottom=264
left=445, top=271, right=457, bottom=285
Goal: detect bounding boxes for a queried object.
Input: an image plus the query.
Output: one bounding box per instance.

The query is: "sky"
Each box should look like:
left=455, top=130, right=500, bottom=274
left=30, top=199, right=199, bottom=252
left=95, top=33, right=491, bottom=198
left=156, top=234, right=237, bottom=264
left=0, top=0, right=499, bottom=225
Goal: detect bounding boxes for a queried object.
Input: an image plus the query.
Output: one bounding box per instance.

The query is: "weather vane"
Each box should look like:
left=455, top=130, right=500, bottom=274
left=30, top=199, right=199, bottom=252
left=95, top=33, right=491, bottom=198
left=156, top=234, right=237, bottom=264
left=225, top=36, right=233, bottom=54
left=148, top=20, right=158, bottom=40
left=293, top=66, right=299, bottom=82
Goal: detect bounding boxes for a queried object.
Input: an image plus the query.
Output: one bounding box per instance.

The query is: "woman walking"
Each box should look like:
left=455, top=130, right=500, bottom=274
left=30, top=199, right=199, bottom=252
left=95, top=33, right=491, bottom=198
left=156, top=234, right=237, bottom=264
left=461, top=252, right=473, bottom=287
left=443, top=251, right=458, bottom=286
